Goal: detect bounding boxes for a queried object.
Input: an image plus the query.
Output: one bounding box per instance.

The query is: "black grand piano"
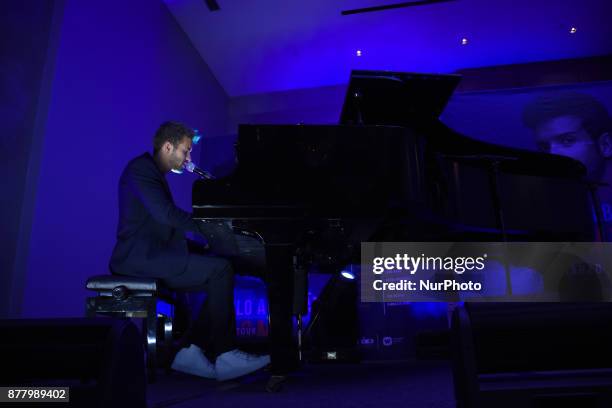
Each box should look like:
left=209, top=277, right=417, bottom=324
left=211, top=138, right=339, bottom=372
left=192, top=71, right=598, bottom=381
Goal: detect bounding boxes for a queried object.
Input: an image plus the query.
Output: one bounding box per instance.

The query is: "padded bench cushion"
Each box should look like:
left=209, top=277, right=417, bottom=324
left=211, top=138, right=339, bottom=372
left=86, top=275, right=159, bottom=292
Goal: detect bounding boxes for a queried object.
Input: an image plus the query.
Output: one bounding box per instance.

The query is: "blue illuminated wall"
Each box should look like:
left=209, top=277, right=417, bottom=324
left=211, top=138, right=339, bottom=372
left=0, top=1, right=58, bottom=318
left=16, top=0, right=228, bottom=318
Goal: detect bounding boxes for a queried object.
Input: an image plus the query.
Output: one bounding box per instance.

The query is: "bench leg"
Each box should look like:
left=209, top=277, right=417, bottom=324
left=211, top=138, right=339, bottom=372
left=85, top=297, right=96, bottom=318
left=145, top=299, right=157, bottom=383
left=162, top=315, right=173, bottom=348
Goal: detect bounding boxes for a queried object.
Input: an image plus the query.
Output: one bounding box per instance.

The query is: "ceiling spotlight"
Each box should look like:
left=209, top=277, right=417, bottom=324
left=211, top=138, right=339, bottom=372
left=461, top=37, right=468, bottom=45
left=570, top=27, right=577, bottom=34
left=340, top=270, right=355, bottom=280
left=356, top=49, right=363, bottom=57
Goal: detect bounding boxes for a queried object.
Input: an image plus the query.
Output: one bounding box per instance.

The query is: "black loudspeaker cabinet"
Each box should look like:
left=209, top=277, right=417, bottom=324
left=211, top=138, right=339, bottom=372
left=305, top=275, right=360, bottom=362
left=451, top=303, right=612, bottom=408
left=0, top=318, right=146, bottom=407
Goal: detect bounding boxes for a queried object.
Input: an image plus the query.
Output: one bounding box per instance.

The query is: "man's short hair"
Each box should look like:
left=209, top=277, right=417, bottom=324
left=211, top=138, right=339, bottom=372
left=153, top=121, right=195, bottom=153
left=522, top=92, right=611, bottom=140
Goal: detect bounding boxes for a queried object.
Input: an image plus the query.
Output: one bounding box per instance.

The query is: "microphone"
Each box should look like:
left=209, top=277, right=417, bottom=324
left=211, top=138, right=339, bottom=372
left=184, top=161, right=216, bottom=179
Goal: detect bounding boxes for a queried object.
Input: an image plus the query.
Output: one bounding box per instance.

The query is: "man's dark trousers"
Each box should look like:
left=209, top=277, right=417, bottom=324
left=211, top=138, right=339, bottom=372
left=164, top=253, right=237, bottom=360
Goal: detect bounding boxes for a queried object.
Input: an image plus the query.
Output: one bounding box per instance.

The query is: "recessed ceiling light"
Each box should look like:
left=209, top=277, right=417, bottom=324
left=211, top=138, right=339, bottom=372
left=356, top=49, right=363, bottom=57
left=570, top=27, right=577, bottom=34
left=461, top=37, right=468, bottom=45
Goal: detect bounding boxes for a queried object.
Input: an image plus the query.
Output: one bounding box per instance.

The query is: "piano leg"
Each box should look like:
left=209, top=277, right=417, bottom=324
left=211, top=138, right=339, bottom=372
left=265, top=244, right=299, bottom=378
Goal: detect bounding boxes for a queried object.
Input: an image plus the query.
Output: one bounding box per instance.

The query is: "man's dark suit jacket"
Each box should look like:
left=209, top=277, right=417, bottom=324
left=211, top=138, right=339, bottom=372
left=109, top=153, right=201, bottom=278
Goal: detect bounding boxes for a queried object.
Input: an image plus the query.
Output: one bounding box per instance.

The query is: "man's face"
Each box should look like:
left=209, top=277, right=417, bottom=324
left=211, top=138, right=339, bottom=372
left=534, top=115, right=604, bottom=177
left=166, top=136, right=192, bottom=172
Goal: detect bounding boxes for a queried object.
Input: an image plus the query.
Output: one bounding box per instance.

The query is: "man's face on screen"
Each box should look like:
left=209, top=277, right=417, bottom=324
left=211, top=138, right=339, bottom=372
left=534, top=115, right=604, bottom=177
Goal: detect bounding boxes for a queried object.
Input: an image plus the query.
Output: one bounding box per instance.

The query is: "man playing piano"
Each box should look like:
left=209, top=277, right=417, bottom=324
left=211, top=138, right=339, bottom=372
left=109, top=121, right=270, bottom=380
left=523, top=92, right=612, bottom=240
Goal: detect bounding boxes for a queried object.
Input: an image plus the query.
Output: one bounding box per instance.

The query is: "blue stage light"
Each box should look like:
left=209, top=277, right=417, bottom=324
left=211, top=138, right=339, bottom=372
left=192, top=129, right=201, bottom=144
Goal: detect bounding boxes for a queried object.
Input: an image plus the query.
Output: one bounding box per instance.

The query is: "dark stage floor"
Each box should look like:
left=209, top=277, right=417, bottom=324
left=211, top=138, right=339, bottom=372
left=147, top=360, right=455, bottom=408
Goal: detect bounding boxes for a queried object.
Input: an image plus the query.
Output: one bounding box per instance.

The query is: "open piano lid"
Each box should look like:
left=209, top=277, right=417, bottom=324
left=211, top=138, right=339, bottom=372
left=339, top=70, right=462, bottom=126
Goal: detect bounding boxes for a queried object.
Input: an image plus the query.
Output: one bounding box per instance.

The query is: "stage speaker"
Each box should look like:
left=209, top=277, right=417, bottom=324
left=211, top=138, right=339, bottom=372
left=305, top=273, right=359, bottom=362
left=451, top=303, right=612, bottom=408
left=0, top=318, right=146, bottom=407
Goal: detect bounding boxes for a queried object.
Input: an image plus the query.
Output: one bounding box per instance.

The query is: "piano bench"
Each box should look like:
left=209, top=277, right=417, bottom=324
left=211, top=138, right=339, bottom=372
left=85, top=275, right=176, bottom=383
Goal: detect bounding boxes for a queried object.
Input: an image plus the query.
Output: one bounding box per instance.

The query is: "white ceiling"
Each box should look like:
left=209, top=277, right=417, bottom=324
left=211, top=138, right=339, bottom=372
left=164, top=0, right=612, bottom=97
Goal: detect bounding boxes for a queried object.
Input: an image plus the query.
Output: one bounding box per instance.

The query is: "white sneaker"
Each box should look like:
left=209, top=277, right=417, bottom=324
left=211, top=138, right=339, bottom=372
left=215, top=350, right=271, bottom=381
left=171, top=344, right=216, bottom=379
